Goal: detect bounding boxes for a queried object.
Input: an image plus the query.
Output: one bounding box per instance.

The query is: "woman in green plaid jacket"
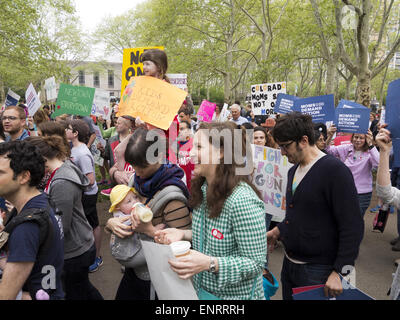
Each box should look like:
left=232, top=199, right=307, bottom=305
left=155, top=122, right=267, bottom=300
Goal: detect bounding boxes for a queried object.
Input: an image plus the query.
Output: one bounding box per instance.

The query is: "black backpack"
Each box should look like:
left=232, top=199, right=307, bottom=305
left=0, top=196, right=62, bottom=258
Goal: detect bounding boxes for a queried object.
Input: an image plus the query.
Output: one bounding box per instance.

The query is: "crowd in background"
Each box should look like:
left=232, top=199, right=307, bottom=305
left=0, top=49, right=399, bottom=301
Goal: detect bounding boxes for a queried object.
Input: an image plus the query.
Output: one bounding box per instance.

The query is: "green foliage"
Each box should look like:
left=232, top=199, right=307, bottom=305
left=0, top=0, right=88, bottom=100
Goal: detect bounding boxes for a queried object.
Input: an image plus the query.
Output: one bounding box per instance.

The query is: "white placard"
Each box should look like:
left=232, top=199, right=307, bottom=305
left=141, top=240, right=198, bottom=300
left=167, top=74, right=188, bottom=91
left=25, top=83, right=41, bottom=116
left=219, top=103, right=230, bottom=122
left=92, top=89, right=111, bottom=120
left=252, top=144, right=293, bottom=222
left=5, top=89, right=20, bottom=107
left=251, top=82, right=286, bottom=116
left=45, top=77, right=57, bottom=101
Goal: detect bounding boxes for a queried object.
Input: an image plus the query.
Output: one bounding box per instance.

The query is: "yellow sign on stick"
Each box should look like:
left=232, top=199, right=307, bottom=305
left=120, top=46, right=164, bottom=98
left=118, top=76, right=187, bottom=131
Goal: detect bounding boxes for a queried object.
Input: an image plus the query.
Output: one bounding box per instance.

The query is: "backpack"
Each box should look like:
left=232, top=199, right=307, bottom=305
left=0, top=197, right=62, bottom=259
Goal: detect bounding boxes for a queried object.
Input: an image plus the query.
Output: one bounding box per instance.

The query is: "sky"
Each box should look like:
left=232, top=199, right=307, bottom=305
left=73, top=0, right=146, bottom=61
left=74, top=0, right=145, bottom=33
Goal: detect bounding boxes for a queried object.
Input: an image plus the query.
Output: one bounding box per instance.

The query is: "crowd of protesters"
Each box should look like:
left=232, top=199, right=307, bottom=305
left=0, top=49, right=399, bottom=301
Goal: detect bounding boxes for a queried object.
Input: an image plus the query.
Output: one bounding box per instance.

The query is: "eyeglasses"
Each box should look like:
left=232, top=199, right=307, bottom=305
left=278, top=141, right=295, bottom=151
left=65, top=127, right=73, bottom=131
left=2, top=116, right=20, bottom=121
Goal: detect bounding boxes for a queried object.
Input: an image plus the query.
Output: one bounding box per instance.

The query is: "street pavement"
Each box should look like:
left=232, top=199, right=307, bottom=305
left=91, top=188, right=400, bottom=300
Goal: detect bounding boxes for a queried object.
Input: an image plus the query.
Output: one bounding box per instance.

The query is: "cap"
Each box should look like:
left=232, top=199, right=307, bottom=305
left=109, top=185, right=138, bottom=213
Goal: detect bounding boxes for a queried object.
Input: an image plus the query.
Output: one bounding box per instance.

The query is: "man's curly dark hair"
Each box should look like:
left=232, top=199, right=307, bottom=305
left=0, top=140, right=45, bottom=187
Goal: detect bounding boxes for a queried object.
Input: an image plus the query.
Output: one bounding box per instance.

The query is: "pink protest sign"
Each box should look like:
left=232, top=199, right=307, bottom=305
left=197, top=100, right=216, bottom=123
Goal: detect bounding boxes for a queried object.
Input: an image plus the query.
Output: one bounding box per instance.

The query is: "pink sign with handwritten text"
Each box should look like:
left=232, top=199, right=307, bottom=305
left=197, top=100, right=216, bottom=123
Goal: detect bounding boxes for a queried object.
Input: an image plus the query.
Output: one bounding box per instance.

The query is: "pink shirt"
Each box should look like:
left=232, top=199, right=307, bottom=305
left=325, top=144, right=379, bottom=194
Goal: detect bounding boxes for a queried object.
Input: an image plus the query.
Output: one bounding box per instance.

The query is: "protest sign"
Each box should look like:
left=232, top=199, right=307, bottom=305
left=25, top=83, right=41, bottom=116
left=294, top=94, right=335, bottom=123
left=251, top=82, right=286, bottom=116
left=386, top=78, right=400, bottom=167
left=117, top=76, right=187, bottom=131
left=197, top=100, right=216, bottom=123
left=92, top=89, right=111, bottom=120
left=293, top=285, right=374, bottom=300
left=219, top=103, right=230, bottom=122
left=167, top=74, right=188, bottom=91
left=334, top=100, right=370, bottom=134
left=252, top=145, right=293, bottom=222
left=141, top=240, right=198, bottom=300
left=52, top=83, right=95, bottom=119
left=274, top=93, right=298, bottom=114
left=5, top=89, right=20, bottom=107
left=45, top=76, right=57, bottom=101
left=120, top=46, right=164, bottom=97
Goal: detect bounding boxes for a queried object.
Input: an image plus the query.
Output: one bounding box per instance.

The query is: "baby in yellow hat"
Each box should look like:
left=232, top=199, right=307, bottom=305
left=109, top=185, right=143, bottom=224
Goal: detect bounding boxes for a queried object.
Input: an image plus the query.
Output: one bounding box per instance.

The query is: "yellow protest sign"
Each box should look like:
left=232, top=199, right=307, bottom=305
left=120, top=46, right=164, bottom=97
left=118, top=76, right=187, bottom=130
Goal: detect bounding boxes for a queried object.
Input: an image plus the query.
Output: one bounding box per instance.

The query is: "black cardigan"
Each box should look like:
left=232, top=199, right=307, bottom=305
left=277, top=154, right=364, bottom=274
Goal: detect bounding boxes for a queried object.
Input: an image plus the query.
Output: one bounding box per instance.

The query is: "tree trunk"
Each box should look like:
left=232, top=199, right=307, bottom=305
left=356, top=72, right=371, bottom=107
left=379, top=64, right=389, bottom=107
left=345, top=74, right=354, bottom=100
left=0, top=79, right=5, bottom=105
left=326, top=58, right=337, bottom=94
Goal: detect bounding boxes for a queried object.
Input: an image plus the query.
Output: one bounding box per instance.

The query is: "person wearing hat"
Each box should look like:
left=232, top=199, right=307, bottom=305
left=108, top=185, right=165, bottom=237
left=109, top=185, right=141, bottom=222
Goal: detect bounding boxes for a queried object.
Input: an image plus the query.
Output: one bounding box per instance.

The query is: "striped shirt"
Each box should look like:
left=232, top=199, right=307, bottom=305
left=192, top=181, right=267, bottom=300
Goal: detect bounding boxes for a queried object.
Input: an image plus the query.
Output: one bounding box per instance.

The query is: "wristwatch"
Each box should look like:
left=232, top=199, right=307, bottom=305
left=209, top=257, right=217, bottom=274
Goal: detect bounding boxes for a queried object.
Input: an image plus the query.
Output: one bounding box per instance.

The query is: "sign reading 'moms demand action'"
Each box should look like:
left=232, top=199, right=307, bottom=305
left=52, top=84, right=95, bottom=118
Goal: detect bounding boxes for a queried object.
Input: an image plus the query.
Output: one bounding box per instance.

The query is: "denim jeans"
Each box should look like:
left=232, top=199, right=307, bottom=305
left=265, top=214, right=273, bottom=269
left=281, top=256, right=333, bottom=300
left=358, top=192, right=372, bottom=218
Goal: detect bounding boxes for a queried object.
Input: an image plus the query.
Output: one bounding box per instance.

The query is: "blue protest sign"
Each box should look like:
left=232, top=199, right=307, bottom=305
left=293, top=94, right=335, bottom=122
left=335, top=105, right=370, bottom=134
left=5, top=89, right=20, bottom=107
left=274, top=93, right=298, bottom=114
left=292, top=285, right=374, bottom=300
left=386, top=79, right=400, bottom=139
left=336, top=99, right=369, bottom=109
left=386, top=79, right=400, bottom=167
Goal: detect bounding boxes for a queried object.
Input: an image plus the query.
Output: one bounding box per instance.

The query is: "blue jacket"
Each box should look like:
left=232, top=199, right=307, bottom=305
left=277, top=154, right=364, bottom=274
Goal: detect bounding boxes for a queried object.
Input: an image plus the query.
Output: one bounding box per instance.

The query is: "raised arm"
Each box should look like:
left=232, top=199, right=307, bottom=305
left=375, top=127, right=400, bottom=208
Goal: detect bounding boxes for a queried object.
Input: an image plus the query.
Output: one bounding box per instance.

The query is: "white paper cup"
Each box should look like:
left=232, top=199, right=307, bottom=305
left=170, top=241, right=191, bottom=258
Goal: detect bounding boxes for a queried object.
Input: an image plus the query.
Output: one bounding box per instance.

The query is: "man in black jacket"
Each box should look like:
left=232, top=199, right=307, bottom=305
left=267, top=112, right=364, bottom=300
left=0, top=141, right=64, bottom=299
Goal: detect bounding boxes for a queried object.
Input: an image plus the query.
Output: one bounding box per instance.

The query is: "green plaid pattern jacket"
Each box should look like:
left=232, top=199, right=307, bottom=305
left=192, top=181, right=267, bottom=300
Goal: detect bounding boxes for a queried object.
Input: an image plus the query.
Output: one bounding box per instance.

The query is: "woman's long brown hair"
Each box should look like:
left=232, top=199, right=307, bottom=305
left=189, top=122, right=262, bottom=218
